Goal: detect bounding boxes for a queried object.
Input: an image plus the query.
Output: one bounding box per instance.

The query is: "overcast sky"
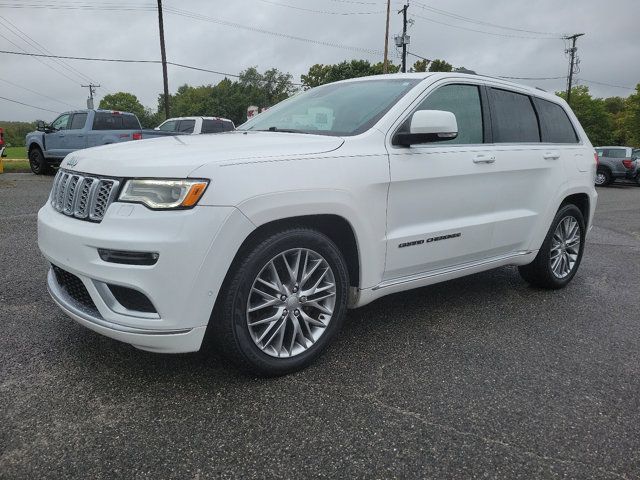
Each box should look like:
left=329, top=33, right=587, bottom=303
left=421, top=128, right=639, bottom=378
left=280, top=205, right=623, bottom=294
left=0, top=0, right=638, bottom=122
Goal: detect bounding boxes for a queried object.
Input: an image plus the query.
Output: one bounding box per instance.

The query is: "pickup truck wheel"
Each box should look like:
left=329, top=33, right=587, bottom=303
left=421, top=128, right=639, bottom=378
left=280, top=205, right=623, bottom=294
left=28, top=148, right=48, bottom=175
left=594, top=168, right=611, bottom=186
left=518, top=204, right=585, bottom=289
left=211, top=228, right=349, bottom=376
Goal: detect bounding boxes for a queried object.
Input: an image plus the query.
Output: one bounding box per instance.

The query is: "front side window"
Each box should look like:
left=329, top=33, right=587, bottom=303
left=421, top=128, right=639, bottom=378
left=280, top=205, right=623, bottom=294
left=239, top=79, right=420, bottom=136
left=403, top=84, right=483, bottom=145
left=69, top=113, right=87, bottom=130
left=534, top=98, right=578, bottom=143
left=50, top=114, right=70, bottom=131
left=490, top=88, right=540, bottom=143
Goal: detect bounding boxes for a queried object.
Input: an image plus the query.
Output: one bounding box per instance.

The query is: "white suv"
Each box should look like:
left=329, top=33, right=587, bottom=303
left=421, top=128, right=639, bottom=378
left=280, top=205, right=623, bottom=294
left=38, top=73, right=598, bottom=375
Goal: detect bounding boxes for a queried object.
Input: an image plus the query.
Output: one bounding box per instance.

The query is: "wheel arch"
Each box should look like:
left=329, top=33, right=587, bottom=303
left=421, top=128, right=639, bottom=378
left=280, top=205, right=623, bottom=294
left=560, top=192, right=590, bottom=227
left=231, top=214, right=361, bottom=289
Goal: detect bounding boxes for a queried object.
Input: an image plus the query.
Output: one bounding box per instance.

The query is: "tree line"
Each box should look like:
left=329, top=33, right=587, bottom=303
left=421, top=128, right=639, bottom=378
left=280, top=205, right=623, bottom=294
left=2, top=59, right=638, bottom=148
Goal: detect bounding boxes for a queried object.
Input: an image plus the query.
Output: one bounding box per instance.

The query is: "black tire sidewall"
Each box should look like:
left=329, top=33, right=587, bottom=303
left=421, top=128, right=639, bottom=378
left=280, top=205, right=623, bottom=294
left=595, top=168, right=610, bottom=186
left=537, top=204, right=586, bottom=288
left=225, top=229, right=349, bottom=375
left=29, top=149, right=44, bottom=175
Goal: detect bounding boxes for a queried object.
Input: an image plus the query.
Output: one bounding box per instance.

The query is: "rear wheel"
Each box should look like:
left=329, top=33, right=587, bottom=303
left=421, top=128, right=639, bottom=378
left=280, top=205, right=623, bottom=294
left=518, top=204, right=585, bottom=289
left=28, top=147, right=48, bottom=175
left=211, top=228, right=349, bottom=376
left=594, top=168, right=611, bottom=186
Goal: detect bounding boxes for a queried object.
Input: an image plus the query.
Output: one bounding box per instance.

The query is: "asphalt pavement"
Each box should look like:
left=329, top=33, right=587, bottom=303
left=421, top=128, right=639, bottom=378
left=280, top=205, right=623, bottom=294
left=1, top=173, right=639, bottom=479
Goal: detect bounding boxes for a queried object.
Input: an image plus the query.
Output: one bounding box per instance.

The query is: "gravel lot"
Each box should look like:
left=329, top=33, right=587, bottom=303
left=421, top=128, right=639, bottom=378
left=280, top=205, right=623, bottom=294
left=1, top=173, right=639, bottom=479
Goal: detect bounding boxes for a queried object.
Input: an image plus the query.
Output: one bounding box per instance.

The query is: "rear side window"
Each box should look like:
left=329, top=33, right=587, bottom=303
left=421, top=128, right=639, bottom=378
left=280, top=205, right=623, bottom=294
left=202, top=119, right=222, bottom=133
left=410, top=84, right=483, bottom=145
left=93, top=113, right=141, bottom=130
left=69, top=113, right=87, bottom=130
left=601, top=148, right=627, bottom=158
left=533, top=98, right=578, bottom=143
left=158, top=120, right=177, bottom=132
left=222, top=120, right=234, bottom=131
left=177, top=120, right=195, bottom=133
left=489, top=88, right=539, bottom=143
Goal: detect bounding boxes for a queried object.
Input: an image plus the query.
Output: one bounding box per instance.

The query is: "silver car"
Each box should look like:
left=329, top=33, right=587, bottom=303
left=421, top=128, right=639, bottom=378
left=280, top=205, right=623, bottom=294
left=594, top=146, right=639, bottom=186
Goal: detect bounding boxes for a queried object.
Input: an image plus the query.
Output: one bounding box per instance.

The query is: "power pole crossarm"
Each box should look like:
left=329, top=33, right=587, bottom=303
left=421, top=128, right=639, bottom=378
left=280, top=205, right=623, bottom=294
left=81, top=83, right=100, bottom=109
left=157, top=0, right=170, bottom=119
left=564, top=33, right=584, bottom=106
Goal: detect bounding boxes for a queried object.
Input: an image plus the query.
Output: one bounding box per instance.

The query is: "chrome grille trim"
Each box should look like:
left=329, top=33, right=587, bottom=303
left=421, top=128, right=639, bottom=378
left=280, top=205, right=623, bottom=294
left=50, top=170, right=120, bottom=222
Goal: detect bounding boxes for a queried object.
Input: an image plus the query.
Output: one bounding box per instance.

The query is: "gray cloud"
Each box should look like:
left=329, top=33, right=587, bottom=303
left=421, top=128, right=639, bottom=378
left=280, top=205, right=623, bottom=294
left=0, top=0, right=638, bottom=122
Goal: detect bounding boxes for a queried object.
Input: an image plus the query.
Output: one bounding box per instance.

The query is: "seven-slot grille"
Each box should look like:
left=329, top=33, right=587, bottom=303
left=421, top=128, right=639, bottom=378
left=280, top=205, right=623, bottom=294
left=50, top=170, right=120, bottom=222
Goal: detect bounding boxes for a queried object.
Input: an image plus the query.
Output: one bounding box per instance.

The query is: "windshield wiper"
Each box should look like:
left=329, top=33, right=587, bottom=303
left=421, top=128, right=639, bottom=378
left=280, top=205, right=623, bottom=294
left=254, top=127, right=308, bottom=134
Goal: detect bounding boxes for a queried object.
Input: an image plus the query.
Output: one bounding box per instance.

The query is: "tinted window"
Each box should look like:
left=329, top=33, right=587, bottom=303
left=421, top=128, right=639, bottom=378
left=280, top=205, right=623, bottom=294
left=605, top=148, right=627, bottom=158
left=222, top=120, right=234, bottom=131
left=69, top=113, right=87, bottom=130
left=93, top=112, right=141, bottom=130
left=409, top=84, right=483, bottom=145
left=533, top=98, right=578, bottom=143
left=202, top=119, right=223, bottom=133
left=158, top=120, right=177, bottom=132
left=178, top=120, right=196, bottom=133
left=51, top=114, right=70, bottom=131
left=490, top=88, right=539, bottom=143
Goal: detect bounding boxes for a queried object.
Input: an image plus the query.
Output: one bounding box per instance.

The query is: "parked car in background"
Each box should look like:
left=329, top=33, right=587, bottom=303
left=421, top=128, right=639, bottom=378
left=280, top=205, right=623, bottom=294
left=156, top=116, right=235, bottom=134
left=39, top=73, right=597, bottom=375
left=26, top=109, right=177, bottom=175
left=594, top=146, right=638, bottom=186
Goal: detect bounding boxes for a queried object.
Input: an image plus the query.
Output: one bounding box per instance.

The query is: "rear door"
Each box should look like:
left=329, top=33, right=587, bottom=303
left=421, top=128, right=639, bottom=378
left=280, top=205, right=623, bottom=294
left=486, top=87, right=568, bottom=255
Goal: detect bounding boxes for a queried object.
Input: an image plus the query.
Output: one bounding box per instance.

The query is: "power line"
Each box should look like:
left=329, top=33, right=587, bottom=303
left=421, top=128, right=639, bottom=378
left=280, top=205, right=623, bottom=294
left=0, top=15, right=95, bottom=84
left=0, top=49, right=305, bottom=85
left=0, top=95, right=60, bottom=114
left=578, top=79, right=636, bottom=90
left=411, top=1, right=562, bottom=37
left=256, top=0, right=384, bottom=15
left=0, top=77, right=77, bottom=108
left=411, top=12, right=563, bottom=39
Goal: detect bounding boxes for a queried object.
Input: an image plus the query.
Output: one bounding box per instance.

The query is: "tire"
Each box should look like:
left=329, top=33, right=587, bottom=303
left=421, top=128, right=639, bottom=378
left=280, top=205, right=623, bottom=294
left=28, top=147, right=48, bottom=175
left=518, top=204, right=585, bottom=289
left=210, top=228, right=349, bottom=376
left=594, top=168, right=611, bottom=186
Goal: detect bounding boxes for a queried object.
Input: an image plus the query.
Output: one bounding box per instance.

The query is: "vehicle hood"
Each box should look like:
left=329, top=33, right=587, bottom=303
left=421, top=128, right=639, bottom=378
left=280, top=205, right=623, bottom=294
left=60, top=131, right=345, bottom=177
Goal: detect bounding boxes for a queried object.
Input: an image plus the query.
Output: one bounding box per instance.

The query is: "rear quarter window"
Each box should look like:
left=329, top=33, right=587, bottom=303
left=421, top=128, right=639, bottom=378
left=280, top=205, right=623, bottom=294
left=533, top=98, right=578, bottom=143
left=489, top=88, right=540, bottom=143
left=202, top=119, right=234, bottom=133
left=93, top=112, right=141, bottom=130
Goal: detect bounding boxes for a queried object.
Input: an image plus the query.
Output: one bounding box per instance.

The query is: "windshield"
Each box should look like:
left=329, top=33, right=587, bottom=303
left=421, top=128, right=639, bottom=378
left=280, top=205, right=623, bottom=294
left=238, top=78, right=420, bottom=136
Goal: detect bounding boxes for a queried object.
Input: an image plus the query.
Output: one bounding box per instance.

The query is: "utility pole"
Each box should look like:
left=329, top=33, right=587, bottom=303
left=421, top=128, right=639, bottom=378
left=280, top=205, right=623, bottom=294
left=157, top=0, right=170, bottom=119
left=82, top=83, right=100, bottom=109
left=399, top=2, right=409, bottom=73
left=382, top=0, right=391, bottom=73
left=564, top=33, right=584, bottom=106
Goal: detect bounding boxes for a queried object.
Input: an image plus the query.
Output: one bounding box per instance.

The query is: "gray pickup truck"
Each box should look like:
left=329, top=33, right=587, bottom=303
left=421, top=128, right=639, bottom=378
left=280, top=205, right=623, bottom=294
left=26, top=109, right=174, bottom=174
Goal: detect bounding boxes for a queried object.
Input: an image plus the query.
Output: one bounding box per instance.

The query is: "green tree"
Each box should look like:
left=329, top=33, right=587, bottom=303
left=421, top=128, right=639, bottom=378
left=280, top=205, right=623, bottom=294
left=428, top=59, right=453, bottom=72
left=557, top=86, right=613, bottom=146
left=0, top=121, right=37, bottom=147
left=99, top=92, right=157, bottom=127
left=411, top=59, right=428, bottom=72
left=619, top=84, right=640, bottom=147
left=301, top=59, right=399, bottom=88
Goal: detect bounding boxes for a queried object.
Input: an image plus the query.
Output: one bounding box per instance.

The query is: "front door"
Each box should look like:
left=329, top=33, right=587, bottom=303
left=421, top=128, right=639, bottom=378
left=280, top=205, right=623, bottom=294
left=44, top=113, right=71, bottom=158
left=385, top=82, right=499, bottom=280
left=61, top=112, right=88, bottom=156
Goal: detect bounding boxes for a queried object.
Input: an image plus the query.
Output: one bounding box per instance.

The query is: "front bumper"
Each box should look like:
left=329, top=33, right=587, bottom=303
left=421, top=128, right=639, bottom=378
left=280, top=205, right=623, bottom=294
left=38, top=200, right=255, bottom=353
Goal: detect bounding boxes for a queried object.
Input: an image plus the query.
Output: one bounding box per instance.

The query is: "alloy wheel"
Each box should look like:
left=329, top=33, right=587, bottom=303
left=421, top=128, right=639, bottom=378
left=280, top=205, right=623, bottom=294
left=246, top=248, right=337, bottom=358
left=550, top=216, right=581, bottom=279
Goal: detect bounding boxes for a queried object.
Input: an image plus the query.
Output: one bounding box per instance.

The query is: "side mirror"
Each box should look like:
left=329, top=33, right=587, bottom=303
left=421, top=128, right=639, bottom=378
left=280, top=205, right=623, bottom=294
left=36, top=120, right=46, bottom=132
left=393, top=110, right=458, bottom=146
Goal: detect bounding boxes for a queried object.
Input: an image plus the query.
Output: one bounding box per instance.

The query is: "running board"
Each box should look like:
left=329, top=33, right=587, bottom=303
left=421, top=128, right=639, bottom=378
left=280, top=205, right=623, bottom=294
left=372, top=250, right=532, bottom=291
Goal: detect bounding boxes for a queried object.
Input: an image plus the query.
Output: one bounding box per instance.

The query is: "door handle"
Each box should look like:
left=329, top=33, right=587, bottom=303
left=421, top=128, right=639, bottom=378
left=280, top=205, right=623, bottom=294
left=543, top=152, right=560, bottom=160
left=473, top=154, right=495, bottom=164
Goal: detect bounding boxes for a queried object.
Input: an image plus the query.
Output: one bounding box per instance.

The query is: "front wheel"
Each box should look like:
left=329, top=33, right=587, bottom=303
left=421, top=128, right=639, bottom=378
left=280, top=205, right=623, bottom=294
left=28, top=148, right=48, bottom=175
left=518, top=204, right=586, bottom=289
left=211, top=228, right=349, bottom=376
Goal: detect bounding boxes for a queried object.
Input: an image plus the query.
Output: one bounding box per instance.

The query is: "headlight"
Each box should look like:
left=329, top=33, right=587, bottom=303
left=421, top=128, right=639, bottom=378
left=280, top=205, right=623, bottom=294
left=119, top=179, right=209, bottom=209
